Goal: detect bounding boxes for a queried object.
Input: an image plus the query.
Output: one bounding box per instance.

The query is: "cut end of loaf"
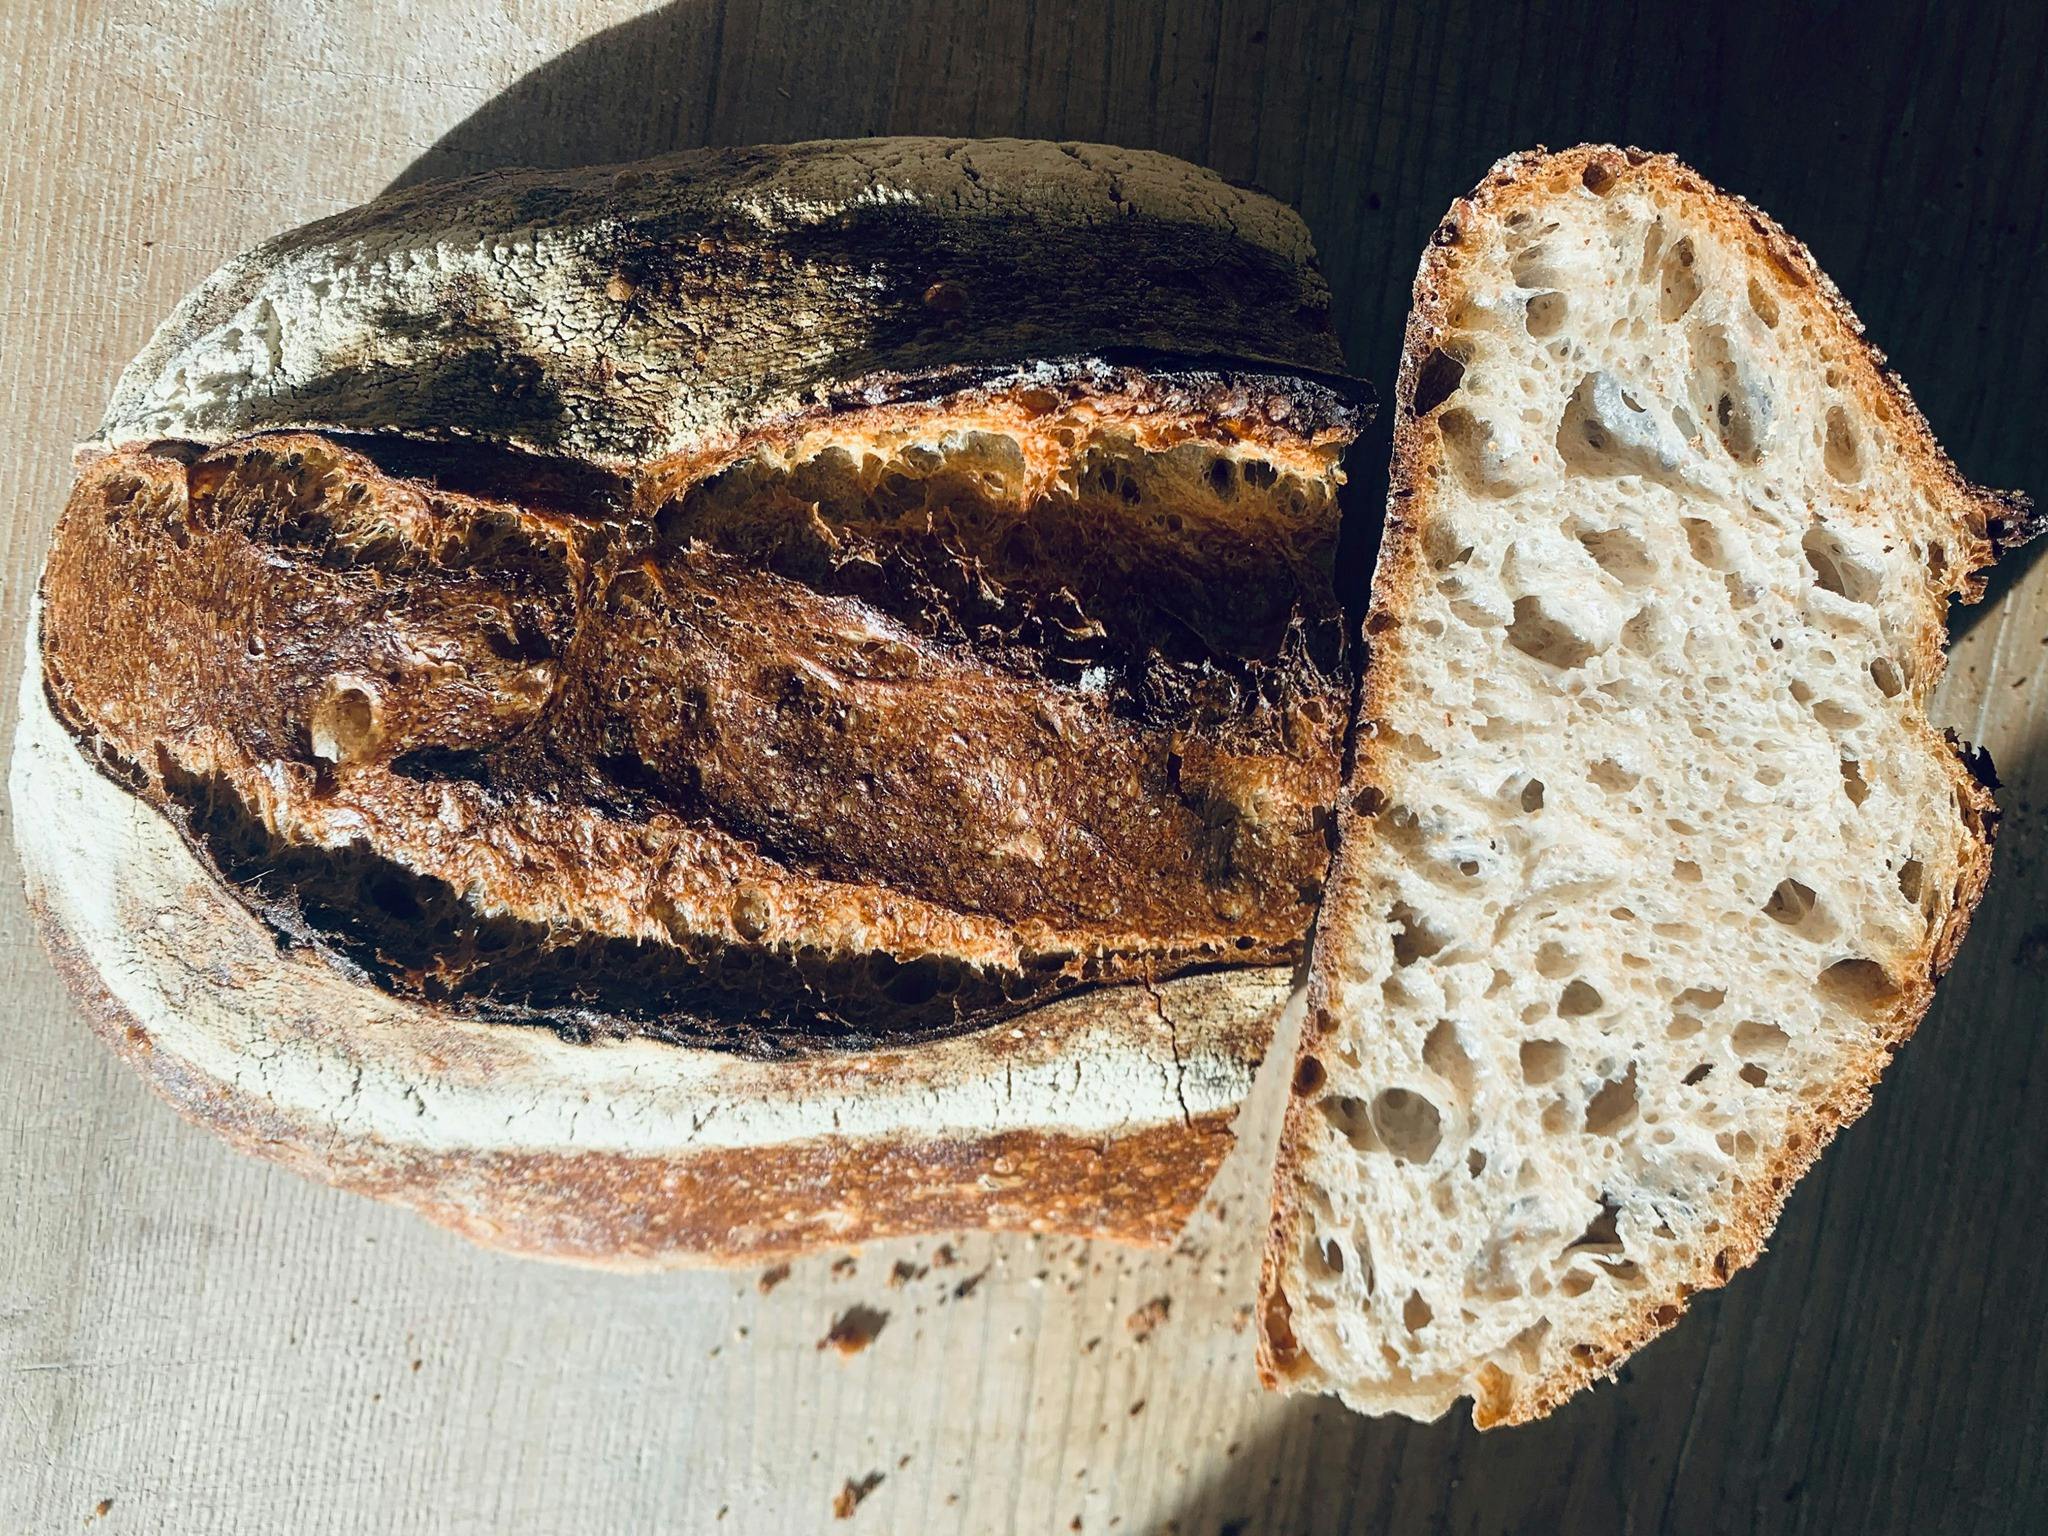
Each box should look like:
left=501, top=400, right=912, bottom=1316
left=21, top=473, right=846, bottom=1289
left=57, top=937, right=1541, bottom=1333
left=1262, top=145, right=2023, bottom=1428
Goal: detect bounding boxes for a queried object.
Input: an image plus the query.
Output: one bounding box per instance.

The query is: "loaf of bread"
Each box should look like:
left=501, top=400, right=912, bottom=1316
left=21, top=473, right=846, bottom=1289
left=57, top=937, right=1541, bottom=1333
left=1258, top=145, right=2036, bottom=1425
left=14, top=138, right=1370, bottom=1263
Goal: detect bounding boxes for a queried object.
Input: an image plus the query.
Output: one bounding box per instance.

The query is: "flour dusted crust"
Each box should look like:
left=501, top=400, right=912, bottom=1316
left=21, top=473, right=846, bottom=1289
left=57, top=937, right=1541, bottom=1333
left=16, top=138, right=1371, bottom=1263
left=1259, top=145, right=2029, bottom=1425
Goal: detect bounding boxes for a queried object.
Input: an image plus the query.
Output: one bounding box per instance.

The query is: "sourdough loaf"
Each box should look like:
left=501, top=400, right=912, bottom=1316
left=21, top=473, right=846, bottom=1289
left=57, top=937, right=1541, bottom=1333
left=14, top=138, right=1370, bottom=1263
left=1258, top=145, right=2035, bottom=1425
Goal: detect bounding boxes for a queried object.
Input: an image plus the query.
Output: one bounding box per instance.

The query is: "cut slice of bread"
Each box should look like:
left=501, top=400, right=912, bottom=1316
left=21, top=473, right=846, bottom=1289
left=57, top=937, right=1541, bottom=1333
left=1258, top=145, right=2037, bottom=1427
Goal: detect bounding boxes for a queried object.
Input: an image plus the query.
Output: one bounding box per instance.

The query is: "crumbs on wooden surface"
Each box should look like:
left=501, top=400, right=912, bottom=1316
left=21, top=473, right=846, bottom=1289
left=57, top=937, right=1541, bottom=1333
left=1126, top=1296, right=1172, bottom=1341
left=832, top=1472, right=884, bottom=1519
left=820, top=1305, right=890, bottom=1355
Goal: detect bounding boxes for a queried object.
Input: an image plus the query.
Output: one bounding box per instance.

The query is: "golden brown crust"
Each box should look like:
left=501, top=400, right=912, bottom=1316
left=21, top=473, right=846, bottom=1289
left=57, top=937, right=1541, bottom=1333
left=32, top=881, right=1240, bottom=1262
left=1258, top=143, right=2024, bottom=1424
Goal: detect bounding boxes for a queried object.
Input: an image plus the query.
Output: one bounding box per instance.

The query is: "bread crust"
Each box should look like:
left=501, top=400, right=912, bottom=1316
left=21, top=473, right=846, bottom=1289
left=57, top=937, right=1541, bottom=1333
left=14, top=644, right=1277, bottom=1260
left=1258, top=143, right=2029, bottom=1425
left=92, top=138, right=1353, bottom=465
left=19, top=137, right=1371, bottom=1263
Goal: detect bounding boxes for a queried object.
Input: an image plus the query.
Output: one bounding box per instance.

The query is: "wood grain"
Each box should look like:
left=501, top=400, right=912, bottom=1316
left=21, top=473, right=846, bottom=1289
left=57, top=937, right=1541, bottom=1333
left=2, top=2, right=2043, bottom=1532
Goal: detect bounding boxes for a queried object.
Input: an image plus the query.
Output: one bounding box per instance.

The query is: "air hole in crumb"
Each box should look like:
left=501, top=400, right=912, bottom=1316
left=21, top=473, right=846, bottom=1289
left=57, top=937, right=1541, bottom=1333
left=1558, top=979, right=1604, bottom=1017
left=1467, top=1147, right=1488, bottom=1177
left=1823, top=406, right=1863, bottom=482
left=1509, top=1318, right=1552, bottom=1368
left=1819, top=958, right=1898, bottom=1009
left=1560, top=1269, right=1596, bottom=1298
left=1897, top=859, right=1924, bottom=904
left=1732, top=1019, right=1790, bottom=1056
left=1312, top=1236, right=1345, bottom=1277
left=1746, top=276, right=1780, bottom=329
left=1520, top=779, right=1546, bottom=812
left=1535, top=941, right=1575, bottom=979
left=1682, top=517, right=1728, bottom=570
left=1763, top=879, right=1818, bottom=927
left=1675, top=985, right=1724, bottom=1012
left=1403, top=1291, right=1434, bottom=1331
left=1569, top=1196, right=1623, bottom=1252
left=1584, top=1065, right=1640, bottom=1135
left=1813, top=697, right=1860, bottom=729
left=1541, top=1099, right=1570, bottom=1134
left=1410, top=347, right=1468, bottom=416
left=1520, top=1039, right=1568, bottom=1084
left=1507, top=596, right=1597, bottom=669
left=1589, top=759, right=1639, bottom=792
left=1575, top=524, right=1655, bottom=585
left=1674, top=859, right=1702, bottom=883
left=1669, top=1014, right=1704, bottom=1040
left=1802, top=523, right=1878, bottom=603
left=1423, top=1020, right=1476, bottom=1098
left=1841, top=759, right=1870, bottom=806
left=1683, top=1063, right=1713, bottom=1085
left=1525, top=291, right=1568, bottom=337
left=1870, top=657, right=1904, bottom=698
left=1293, top=1056, right=1326, bottom=1095
left=1581, top=159, right=1618, bottom=195
left=1320, top=1094, right=1376, bottom=1152
left=1390, top=903, right=1451, bottom=965
left=1510, top=243, right=1558, bottom=288
left=1658, top=237, right=1702, bottom=321
left=1739, top=1064, right=1770, bottom=1087
left=1371, top=1089, right=1443, bottom=1164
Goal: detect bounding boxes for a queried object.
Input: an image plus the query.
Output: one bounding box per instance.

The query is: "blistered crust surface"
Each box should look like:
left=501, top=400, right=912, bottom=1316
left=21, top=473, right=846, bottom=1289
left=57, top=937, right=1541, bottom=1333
left=95, top=137, right=1348, bottom=466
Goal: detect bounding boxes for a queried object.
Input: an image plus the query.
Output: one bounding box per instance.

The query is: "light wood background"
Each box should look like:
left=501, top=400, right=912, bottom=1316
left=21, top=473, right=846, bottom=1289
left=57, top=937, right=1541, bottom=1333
left=3, top=3, right=2045, bottom=1532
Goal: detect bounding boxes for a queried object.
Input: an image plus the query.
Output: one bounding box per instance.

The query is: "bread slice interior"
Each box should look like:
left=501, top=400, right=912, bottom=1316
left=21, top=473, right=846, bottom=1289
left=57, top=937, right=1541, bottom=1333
left=1260, top=146, right=2028, bottom=1426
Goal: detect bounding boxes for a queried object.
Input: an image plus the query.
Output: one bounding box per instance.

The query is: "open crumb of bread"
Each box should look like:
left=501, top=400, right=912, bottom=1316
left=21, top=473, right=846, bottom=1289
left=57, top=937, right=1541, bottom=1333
left=1258, top=144, right=2034, bottom=1427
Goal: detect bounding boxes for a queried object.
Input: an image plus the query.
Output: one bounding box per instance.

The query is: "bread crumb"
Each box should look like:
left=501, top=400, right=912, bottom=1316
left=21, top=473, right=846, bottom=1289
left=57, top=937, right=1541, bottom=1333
left=932, top=1244, right=958, bottom=1268
left=950, top=1269, right=988, bottom=1301
left=1128, top=1399, right=1146, bottom=1416
left=820, top=1305, right=890, bottom=1355
left=91, top=1499, right=114, bottom=1519
left=758, top=1263, right=792, bottom=1294
left=1126, top=1296, right=1172, bottom=1341
left=831, top=1255, right=857, bottom=1279
left=887, top=1260, right=926, bottom=1288
left=833, top=1472, right=884, bottom=1518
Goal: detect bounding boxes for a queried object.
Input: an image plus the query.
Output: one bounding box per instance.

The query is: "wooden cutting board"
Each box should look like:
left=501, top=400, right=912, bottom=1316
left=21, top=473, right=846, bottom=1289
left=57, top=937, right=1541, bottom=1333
left=3, top=3, right=2043, bottom=1532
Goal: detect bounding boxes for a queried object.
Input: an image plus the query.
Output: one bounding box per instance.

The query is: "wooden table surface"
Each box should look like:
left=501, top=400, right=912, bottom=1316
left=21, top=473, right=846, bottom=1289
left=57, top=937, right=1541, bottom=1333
left=3, top=3, right=2044, bottom=1532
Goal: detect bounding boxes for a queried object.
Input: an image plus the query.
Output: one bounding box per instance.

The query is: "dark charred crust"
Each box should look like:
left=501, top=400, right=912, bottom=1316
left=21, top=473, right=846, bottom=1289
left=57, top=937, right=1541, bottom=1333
left=1984, top=488, right=2045, bottom=556
left=812, top=352, right=1375, bottom=444
left=41, top=400, right=1353, bottom=1054
left=1946, top=729, right=2002, bottom=795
